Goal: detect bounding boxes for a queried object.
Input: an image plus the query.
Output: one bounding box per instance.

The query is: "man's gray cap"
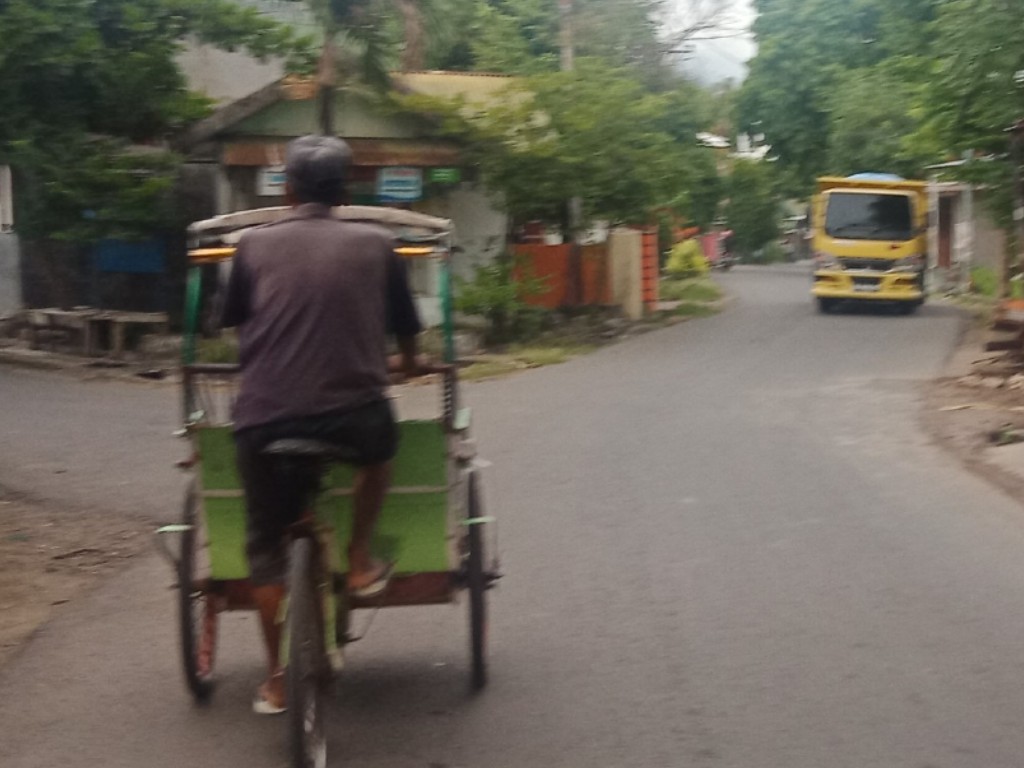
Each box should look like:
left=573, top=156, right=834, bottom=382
left=285, top=135, right=353, bottom=194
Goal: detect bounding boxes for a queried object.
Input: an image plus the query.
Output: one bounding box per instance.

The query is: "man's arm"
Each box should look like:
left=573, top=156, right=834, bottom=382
left=219, top=241, right=252, bottom=329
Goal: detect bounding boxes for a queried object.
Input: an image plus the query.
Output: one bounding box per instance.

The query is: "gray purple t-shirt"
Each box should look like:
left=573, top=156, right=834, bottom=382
left=220, top=203, right=422, bottom=431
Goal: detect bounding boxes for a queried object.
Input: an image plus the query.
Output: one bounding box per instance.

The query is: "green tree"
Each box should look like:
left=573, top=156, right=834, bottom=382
left=0, top=0, right=312, bottom=303
left=725, top=159, right=779, bottom=256
left=826, top=60, right=933, bottom=178
left=738, top=0, right=937, bottom=191
left=418, top=60, right=719, bottom=230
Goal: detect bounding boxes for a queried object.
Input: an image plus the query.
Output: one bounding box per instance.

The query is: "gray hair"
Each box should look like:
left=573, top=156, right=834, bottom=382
left=285, top=135, right=353, bottom=206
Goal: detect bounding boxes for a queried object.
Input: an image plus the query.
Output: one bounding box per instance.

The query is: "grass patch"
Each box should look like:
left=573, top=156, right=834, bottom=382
left=459, top=359, right=526, bottom=381
left=508, top=344, right=594, bottom=366
left=670, top=302, right=719, bottom=318
left=196, top=336, right=239, bottom=363
left=459, top=343, right=593, bottom=380
left=659, top=278, right=722, bottom=303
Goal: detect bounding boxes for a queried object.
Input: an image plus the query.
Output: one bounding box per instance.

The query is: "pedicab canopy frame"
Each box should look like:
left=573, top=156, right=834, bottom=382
left=184, top=204, right=456, bottom=366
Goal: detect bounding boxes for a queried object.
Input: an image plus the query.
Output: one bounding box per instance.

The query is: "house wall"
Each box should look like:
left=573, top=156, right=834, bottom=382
left=230, top=96, right=425, bottom=140
left=177, top=0, right=314, bottom=104
left=178, top=46, right=284, bottom=105
left=973, top=195, right=1008, bottom=274
left=0, top=234, right=21, bottom=315
left=421, top=185, right=507, bottom=282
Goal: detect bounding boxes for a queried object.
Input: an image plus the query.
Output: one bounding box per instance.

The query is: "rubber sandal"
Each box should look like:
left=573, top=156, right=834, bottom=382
left=252, top=676, right=286, bottom=715
left=348, top=560, right=395, bottom=599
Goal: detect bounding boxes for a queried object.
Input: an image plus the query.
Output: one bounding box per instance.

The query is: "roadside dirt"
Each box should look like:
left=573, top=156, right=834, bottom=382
left=924, top=382, right=1024, bottom=506
left=0, top=485, right=150, bottom=666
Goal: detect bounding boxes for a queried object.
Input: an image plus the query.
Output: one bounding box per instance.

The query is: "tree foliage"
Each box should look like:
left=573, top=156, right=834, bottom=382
left=725, top=159, right=778, bottom=256
left=408, top=59, right=721, bottom=229
left=740, top=0, right=1024, bottom=239
left=738, top=0, right=938, bottom=191
left=0, top=0, right=313, bottom=243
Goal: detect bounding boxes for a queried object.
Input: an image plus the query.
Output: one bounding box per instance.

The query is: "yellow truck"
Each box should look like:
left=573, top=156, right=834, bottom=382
left=811, top=174, right=928, bottom=314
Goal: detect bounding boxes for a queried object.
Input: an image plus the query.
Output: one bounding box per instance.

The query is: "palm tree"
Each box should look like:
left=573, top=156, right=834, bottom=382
left=295, top=0, right=393, bottom=134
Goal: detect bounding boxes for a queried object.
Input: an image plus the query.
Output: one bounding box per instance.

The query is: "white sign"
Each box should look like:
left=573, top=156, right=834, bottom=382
left=377, top=167, right=423, bottom=203
left=257, top=165, right=287, bottom=197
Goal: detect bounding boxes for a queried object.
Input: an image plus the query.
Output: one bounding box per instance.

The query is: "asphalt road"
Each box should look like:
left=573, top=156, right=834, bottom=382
left=5, top=266, right=1024, bottom=768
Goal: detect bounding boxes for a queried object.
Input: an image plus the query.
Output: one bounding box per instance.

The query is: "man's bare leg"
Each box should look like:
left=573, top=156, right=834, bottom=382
left=347, top=461, right=392, bottom=591
left=252, top=584, right=286, bottom=709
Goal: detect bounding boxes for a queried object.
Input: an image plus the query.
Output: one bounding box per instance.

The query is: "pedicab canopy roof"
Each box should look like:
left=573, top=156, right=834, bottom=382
left=188, top=205, right=452, bottom=263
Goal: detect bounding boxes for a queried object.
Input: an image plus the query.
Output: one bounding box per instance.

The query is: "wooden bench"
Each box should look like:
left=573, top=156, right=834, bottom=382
left=25, top=308, right=169, bottom=359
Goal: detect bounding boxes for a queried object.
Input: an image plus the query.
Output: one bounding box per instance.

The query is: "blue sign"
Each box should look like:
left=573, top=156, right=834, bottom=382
left=94, top=239, right=166, bottom=274
left=377, top=167, right=423, bottom=203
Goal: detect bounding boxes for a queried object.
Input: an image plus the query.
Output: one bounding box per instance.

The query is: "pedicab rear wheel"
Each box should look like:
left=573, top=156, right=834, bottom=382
left=466, top=470, right=488, bottom=691
left=178, top=481, right=217, bottom=702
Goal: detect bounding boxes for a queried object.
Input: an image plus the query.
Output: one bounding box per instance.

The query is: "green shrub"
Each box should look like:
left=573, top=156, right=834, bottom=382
left=455, top=255, right=550, bottom=344
left=659, top=278, right=722, bottom=303
left=664, top=240, right=709, bottom=278
left=748, top=241, right=788, bottom=265
left=197, top=336, right=239, bottom=363
left=970, top=267, right=998, bottom=297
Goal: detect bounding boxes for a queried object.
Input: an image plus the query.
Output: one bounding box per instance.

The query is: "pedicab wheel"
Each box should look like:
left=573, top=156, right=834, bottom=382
left=287, top=537, right=328, bottom=768
left=178, top=481, right=216, bottom=702
left=466, top=471, right=488, bottom=691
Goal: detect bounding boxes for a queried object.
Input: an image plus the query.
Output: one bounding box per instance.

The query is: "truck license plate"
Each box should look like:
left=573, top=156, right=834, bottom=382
left=853, top=282, right=880, bottom=292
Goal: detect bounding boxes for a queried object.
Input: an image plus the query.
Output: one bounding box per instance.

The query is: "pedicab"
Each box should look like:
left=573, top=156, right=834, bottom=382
left=155, top=205, right=499, bottom=764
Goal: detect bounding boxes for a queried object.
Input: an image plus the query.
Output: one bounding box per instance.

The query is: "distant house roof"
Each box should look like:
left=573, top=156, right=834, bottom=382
left=176, top=71, right=516, bottom=153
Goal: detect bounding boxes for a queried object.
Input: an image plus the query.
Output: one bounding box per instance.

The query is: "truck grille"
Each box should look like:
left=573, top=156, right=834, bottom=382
left=840, top=258, right=891, bottom=271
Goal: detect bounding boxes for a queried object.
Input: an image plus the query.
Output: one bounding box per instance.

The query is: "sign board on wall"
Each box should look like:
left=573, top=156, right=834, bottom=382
left=257, top=165, right=287, bottom=197
left=377, top=167, right=423, bottom=203
left=429, top=167, right=461, bottom=184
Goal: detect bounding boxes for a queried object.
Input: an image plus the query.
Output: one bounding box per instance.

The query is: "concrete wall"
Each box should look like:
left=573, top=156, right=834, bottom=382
left=177, top=46, right=284, bottom=105
left=404, top=185, right=507, bottom=328
left=176, top=0, right=314, bottom=104
left=0, top=234, right=21, bottom=315
left=421, top=184, right=507, bottom=282
left=973, top=194, right=1008, bottom=274
left=608, top=229, right=644, bottom=320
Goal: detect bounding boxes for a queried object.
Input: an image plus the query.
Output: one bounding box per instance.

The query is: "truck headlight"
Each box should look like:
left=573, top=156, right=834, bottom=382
left=890, top=255, right=923, bottom=272
left=814, top=251, right=842, bottom=270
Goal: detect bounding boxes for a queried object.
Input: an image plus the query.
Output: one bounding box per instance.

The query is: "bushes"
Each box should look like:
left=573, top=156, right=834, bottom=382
left=664, top=239, right=709, bottom=278
left=455, top=255, right=550, bottom=344
left=970, top=266, right=998, bottom=297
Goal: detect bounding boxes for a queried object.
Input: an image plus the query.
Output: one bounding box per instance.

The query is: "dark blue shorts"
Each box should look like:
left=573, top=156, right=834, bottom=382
left=234, top=399, right=397, bottom=585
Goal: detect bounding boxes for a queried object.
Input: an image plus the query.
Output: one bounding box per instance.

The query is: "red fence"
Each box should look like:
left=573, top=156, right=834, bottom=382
left=511, top=243, right=612, bottom=309
left=641, top=231, right=659, bottom=310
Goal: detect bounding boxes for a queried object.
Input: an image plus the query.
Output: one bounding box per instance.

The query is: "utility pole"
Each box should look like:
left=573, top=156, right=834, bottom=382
left=558, top=0, right=583, bottom=304
left=1006, top=119, right=1024, bottom=297
left=558, top=0, right=574, bottom=72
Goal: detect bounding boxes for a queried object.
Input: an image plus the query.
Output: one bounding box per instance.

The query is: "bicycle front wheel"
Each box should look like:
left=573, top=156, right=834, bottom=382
left=286, top=537, right=327, bottom=768
left=179, top=481, right=216, bottom=701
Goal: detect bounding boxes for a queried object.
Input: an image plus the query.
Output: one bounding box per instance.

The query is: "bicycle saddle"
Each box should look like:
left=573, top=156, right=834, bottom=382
left=261, top=439, right=352, bottom=461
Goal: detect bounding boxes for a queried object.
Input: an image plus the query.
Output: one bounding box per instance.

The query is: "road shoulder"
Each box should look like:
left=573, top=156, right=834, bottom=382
left=922, top=314, right=1024, bottom=510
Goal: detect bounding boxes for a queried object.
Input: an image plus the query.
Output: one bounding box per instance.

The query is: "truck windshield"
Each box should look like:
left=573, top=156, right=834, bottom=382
left=825, top=192, right=913, bottom=241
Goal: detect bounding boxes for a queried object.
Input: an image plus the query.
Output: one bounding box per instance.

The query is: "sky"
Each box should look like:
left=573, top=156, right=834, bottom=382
left=672, top=0, right=757, bottom=85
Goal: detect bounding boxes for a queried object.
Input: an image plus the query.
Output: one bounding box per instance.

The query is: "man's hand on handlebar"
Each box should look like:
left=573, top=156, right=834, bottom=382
left=387, top=354, right=452, bottom=383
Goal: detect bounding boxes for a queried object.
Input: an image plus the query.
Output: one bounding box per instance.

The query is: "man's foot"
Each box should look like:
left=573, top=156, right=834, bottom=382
left=346, top=558, right=395, bottom=599
left=252, top=671, right=286, bottom=715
